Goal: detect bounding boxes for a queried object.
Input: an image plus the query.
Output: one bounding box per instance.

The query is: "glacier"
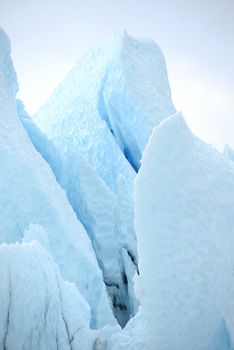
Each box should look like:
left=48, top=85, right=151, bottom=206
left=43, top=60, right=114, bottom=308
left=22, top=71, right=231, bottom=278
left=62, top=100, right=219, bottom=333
left=135, top=113, right=234, bottom=349
left=1, top=22, right=234, bottom=350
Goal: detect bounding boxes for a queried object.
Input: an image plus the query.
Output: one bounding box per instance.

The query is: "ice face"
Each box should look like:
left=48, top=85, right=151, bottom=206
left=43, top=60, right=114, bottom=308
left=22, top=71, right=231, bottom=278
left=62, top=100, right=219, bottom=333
left=135, top=113, right=234, bottom=349
left=0, top=27, right=115, bottom=328
left=98, top=29, right=176, bottom=171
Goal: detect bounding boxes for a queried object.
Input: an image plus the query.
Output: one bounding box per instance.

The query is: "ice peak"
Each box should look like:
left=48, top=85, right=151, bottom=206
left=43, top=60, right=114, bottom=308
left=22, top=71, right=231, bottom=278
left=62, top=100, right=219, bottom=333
left=158, top=112, right=188, bottom=134
left=111, top=27, right=128, bottom=44
left=113, top=27, right=128, bottom=39
left=141, top=112, right=187, bottom=159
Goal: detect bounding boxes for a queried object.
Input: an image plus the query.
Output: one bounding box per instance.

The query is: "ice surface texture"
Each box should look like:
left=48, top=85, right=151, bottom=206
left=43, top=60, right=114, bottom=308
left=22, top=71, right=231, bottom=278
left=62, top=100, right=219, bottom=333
left=0, top=26, right=115, bottom=328
left=135, top=113, right=234, bottom=350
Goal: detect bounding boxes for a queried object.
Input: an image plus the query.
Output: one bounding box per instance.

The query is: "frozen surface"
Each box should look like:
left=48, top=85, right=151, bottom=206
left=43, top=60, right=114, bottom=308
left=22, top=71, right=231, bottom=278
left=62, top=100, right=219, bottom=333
left=135, top=113, right=234, bottom=350
left=0, top=27, right=115, bottom=328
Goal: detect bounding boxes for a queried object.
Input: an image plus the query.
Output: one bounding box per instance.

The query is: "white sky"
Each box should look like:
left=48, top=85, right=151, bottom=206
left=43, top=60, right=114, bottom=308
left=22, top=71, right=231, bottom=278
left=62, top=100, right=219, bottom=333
left=0, top=0, right=234, bottom=151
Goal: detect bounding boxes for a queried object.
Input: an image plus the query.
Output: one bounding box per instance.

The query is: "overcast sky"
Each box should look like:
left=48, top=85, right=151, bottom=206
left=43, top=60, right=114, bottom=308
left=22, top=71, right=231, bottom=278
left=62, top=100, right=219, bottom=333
left=1, top=0, right=234, bottom=151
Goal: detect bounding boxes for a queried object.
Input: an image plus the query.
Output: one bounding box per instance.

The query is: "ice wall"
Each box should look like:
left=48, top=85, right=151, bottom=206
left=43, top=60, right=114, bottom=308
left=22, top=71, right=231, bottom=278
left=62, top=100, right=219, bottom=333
left=135, top=113, right=234, bottom=349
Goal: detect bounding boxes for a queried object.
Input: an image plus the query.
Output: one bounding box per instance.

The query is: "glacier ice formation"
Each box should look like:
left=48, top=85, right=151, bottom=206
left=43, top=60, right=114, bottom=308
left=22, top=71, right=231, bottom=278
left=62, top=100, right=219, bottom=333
left=1, top=23, right=234, bottom=350
left=29, top=28, right=175, bottom=325
left=135, top=113, right=234, bottom=350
